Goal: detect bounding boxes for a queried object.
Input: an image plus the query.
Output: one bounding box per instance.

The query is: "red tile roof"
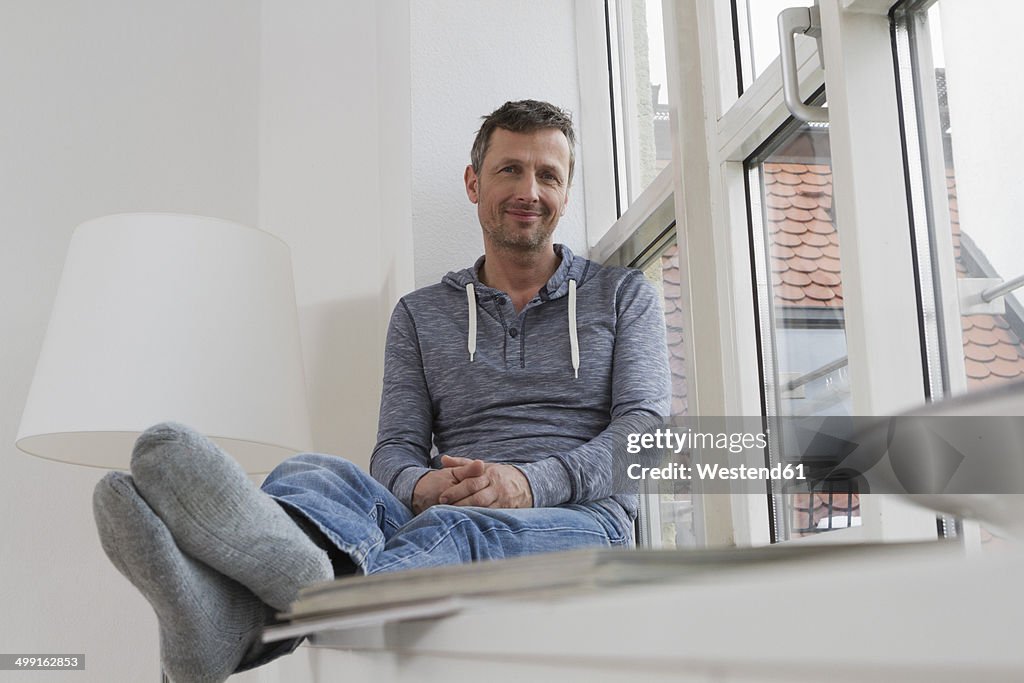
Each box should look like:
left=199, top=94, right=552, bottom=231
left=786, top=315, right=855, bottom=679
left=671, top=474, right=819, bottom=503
left=660, top=243, right=689, bottom=416
left=763, top=162, right=1024, bottom=388
left=948, top=168, right=1024, bottom=387
left=764, top=163, right=844, bottom=308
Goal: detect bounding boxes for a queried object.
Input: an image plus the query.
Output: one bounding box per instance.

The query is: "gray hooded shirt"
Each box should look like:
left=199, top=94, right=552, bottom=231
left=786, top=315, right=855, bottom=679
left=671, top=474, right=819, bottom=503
left=369, top=244, right=671, bottom=530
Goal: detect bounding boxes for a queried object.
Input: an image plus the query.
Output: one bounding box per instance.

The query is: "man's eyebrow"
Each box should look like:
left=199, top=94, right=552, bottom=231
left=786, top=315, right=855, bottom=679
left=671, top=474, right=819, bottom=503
left=489, top=156, right=524, bottom=168
left=489, top=156, right=566, bottom=179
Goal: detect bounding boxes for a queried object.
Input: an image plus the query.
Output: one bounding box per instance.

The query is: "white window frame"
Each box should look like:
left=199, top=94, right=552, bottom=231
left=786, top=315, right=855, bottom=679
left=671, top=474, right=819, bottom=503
left=660, top=0, right=941, bottom=546
left=578, top=0, right=948, bottom=548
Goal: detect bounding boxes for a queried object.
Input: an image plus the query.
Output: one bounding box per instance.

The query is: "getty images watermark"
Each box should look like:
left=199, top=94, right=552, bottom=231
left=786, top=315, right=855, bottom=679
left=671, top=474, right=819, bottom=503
left=624, top=426, right=806, bottom=483
left=611, top=415, right=1024, bottom=496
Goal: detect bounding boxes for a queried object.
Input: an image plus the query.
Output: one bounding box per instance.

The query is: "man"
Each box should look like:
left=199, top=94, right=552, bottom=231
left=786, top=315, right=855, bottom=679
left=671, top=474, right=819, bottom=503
left=93, top=100, right=671, bottom=682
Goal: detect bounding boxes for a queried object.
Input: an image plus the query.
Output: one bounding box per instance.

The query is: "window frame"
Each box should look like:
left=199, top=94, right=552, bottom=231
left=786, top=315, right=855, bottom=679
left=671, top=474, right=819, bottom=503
left=581, top=0, right=948, bottom=547
left=664, top=0, right=940, bottom=545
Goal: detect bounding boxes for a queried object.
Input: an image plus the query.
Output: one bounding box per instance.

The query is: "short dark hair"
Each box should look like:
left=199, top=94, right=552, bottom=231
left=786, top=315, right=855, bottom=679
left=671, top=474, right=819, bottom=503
left=470, top=100, right=576, bottom=183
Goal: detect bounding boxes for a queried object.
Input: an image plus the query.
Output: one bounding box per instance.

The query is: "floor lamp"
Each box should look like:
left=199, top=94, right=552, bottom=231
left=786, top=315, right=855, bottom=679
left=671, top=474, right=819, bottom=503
left=16, top=212, right=313, bottom=679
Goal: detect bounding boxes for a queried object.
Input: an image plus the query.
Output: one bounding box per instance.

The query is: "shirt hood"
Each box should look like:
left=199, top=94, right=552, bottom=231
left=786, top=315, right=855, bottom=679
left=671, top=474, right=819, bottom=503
left=441, top=244, right=589, bottom=298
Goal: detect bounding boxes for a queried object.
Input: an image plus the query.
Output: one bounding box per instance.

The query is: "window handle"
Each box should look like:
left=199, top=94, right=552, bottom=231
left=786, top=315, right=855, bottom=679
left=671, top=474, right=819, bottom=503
left=778, top=4, right=829, bottom=124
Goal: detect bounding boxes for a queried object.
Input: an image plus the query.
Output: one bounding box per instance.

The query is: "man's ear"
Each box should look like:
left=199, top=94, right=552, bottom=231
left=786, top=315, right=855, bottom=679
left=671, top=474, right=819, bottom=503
left=464, top=165, right=479, bottom=204
left=560, top=187, right=570, bottom=216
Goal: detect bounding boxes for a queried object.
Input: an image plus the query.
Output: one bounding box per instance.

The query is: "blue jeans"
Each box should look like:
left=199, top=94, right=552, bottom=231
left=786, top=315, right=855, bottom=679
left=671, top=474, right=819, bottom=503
left=260, top=453, right=633, bottom=576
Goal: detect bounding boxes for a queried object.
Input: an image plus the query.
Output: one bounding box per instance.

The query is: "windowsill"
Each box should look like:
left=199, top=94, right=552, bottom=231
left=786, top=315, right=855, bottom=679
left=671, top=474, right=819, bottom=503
left=271, top=541, right=1024, bottom=680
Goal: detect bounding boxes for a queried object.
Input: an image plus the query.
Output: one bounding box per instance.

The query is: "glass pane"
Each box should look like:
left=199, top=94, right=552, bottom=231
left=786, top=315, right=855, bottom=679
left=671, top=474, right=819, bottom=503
left=610, top=0, right=673, bottom=207
left=899, top=1, right=1024, bottom=396
left=639, top=237, right=695, bottom=548
left=895, top=0, right=1024, bottom=550
left=747, top=119, right=862, bottom=540
left=734, top=0, right=814, bottom=92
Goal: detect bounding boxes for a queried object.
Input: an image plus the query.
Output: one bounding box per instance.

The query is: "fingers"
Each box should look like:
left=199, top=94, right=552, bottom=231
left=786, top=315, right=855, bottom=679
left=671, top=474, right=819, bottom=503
left=438, top=474, right=490, bottom=506
left=442, top=480, right=498, bottom=508
left=440, top=455, right=484, bottom=482
left=447, top=487, right=498, bottom=508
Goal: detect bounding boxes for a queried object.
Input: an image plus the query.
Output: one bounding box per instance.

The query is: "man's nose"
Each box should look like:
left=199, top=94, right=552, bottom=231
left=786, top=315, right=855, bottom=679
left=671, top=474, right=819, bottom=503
left=513, top=174, right=540, bottom=202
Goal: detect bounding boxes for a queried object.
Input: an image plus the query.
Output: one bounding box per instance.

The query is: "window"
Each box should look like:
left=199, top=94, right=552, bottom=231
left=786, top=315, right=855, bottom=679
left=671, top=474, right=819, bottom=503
left=894, top=0, right=1024, bottom=401
left=598, top=179, right=692, bottom=548
left=583, top=0, right=1024, bottom=548
left=605, top=0, right=673, bottom=212
left=893, top=0, right=1024, bottom=548
left=652, top=0, right=946, bottom=546
left=733, top=0, right=816, bottom=95
left=747, top=108, right=866, bottom=539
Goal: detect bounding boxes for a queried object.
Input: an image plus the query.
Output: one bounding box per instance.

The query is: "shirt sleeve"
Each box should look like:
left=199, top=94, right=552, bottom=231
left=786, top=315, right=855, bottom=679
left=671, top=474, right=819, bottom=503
left=514, top=271, right=672, bottom=507
left=369, top=299, right=434, bottom=507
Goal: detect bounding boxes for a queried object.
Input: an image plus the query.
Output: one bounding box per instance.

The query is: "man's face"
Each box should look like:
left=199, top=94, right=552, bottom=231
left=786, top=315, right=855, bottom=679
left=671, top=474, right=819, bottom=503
left=464, top=127, right=571, bottom=254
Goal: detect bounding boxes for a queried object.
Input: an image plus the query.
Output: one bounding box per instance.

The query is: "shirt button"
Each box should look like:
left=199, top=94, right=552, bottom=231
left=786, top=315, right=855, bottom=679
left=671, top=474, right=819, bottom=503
left=509, top=328, right=518, bottom=338
left=495, top=296, right=508, bottom=306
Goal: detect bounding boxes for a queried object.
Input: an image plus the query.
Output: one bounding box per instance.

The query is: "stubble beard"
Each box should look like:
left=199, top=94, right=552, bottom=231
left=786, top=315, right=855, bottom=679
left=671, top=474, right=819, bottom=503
left=483, top=206, right=556, bottom=254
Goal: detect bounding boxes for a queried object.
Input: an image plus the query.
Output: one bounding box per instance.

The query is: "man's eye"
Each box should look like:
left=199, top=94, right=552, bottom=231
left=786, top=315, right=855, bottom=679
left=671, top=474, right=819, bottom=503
left=500, top=166, right=516, bottom=173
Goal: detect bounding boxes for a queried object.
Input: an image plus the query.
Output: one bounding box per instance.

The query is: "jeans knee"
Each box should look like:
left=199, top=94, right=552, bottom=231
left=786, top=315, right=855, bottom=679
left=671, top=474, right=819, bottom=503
left=269, top=453, right=361, bottom=479
left=416, top=504, right=471, bottom=526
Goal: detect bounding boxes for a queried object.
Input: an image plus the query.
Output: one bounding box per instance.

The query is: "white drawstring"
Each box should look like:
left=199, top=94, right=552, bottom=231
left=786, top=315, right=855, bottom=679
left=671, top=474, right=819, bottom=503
left=466, top=279, right=578, bottom=377
left=465, top=283, right=477, bottom=362
left=568, top=279, right=579, bottom=379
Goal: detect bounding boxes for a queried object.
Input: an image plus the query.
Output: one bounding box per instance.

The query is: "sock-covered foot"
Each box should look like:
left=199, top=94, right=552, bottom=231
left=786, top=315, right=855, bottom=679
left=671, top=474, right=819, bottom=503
left=129, top=422, right=332, bottom=611
left=93, top=472, right=269, bottom=683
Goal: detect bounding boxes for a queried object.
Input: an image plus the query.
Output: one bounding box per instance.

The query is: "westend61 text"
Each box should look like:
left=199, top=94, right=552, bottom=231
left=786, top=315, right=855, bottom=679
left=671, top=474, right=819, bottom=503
left=627, top=462, right=806, bottom=481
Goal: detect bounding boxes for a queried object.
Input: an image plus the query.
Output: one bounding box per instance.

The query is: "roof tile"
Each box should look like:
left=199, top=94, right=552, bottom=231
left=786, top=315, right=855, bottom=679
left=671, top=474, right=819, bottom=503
left=779, top=219, right=807, bottom=235
left=802, top=231, right=830, bottom=248
left=791, top=195, right=819, bottom=210
left=788, top=256, right=818, bottom=273
left=775, top=283, right=805, bottom=301
left=774, top=231, right=803, bottom=247
left=807, top=219, right=834, bottom=235
left=965, top=315, right=995, bottom=331
left=784, top=207, right=815, bottom=222
left=804, top=284, right=836, bottom=301
left=964, top=344, right=997, bottom=363
left=965, top=359, right=991, bottom=379
left=810, top=270, right=842, bottom=287
left=821, top=244, right=841, bottom=259
left=794, top=244, right=824, bottom=260
left=818, top=257, right=842, bottom=274
left=965, top=327, right=999, bottom=347
left=772, top=245, right=795, bottom=260
left=994, top=345, right=1022, bottom=362
left=988, top=359, right=1023, bottom=379
left=781, top=270, right=812, bottom=287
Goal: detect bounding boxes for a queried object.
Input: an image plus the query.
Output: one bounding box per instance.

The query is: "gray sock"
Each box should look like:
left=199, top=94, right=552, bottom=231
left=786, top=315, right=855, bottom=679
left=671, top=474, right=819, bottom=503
left=93, top=472, right=268, bottom=683
left=129, top=422, right=333, bottom=611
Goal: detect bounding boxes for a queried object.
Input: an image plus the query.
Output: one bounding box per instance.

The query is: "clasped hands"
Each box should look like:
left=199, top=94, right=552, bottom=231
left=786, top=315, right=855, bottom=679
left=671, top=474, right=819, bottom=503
left=411, top=455, right=533, bottom=514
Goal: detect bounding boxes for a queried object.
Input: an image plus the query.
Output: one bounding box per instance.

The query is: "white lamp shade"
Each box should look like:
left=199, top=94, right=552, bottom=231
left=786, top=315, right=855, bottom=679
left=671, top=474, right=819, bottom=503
left=17, top=213, right=312, bottom=473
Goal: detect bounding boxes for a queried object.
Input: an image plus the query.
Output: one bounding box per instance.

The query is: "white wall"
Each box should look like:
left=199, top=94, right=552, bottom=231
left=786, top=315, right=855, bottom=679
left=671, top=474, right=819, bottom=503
left=0, top=0, right=412, bottom=680
left=0, top=2, right=260, bottom=681
left=939, top=0, right=1024, bottom=289
left=410, top=0, right=588, bottom=287
left=258, top=0, right=413, bottom=466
